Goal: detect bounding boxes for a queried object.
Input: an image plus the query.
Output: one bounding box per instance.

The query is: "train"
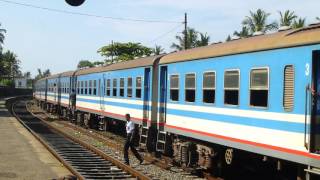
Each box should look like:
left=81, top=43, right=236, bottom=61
left=34, top=24, right=320, bottom=179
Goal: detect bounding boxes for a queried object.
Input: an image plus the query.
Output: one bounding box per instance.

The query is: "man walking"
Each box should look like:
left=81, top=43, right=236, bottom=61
left=124, top=113, right=143, bottom=165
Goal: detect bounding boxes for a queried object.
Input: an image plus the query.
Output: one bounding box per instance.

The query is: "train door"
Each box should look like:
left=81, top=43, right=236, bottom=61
left=310, top=50, right=320, bottom=153
left=45, top=79, right=48, bottom=103
left=140, top=68, right=151, bottom=147
left=156, top=66, right=168, bottom=152
left=99, top=74, right=105, bottom=112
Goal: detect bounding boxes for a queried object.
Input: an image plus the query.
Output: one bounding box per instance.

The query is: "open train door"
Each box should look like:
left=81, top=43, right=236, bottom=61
left=156, top=66, right=168, bottom=152
left=310, top=50, right=320, bottom=153
left=99, top=74, right=105, bottom=112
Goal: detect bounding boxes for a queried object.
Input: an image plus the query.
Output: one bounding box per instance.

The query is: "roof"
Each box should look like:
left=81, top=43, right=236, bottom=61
left=75, top=55, right=163, bottom=76
left=160, top=24, right=320, bottom=65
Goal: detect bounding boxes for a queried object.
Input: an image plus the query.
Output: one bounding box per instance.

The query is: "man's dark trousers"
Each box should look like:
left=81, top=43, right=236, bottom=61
left=124, top=133, right=143, bottom=165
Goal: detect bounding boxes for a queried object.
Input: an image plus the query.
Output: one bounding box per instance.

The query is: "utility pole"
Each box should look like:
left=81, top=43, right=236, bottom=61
left=111, top=40, right=114, bottom=64
left=184, top=13, right=188, bottom=50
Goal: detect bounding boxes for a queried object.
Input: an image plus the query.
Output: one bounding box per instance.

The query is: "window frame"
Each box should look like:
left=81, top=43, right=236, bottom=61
left=106, top=79, right=111, bottom=96
left=202, top=71, right=216, bottom=105
left=127, top=77, right=133, bottom=98
left=283, top=65, right=294, bottom=112
left=185, top=72, right=196, bottom=103
left=135, top=76, right=142, bottom=99
left=169, top=73, right=180, bottom=102
left=119, top=77, right=125, bottom=97
left=249, top=67, right=269, bottom=109
left=223, top=69, right=240, bottom=107
left=113, top=78, right=118, bottom=97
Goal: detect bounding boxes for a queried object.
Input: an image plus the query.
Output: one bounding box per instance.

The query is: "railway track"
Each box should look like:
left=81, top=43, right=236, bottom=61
left=11, top=99, right=150, bottom=180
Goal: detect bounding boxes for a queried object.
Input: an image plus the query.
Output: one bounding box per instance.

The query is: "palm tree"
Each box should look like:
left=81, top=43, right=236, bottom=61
left=316, top=17, right=320, bottom=21
left=196, top=33, right=210, bottom=47
left=1, top=51, right=20, bottom=79
left=171, top=27, right=199, bottom=50
left=242, top=9, right=278, bottom=33
left=233, top=26, right=251, bottom=38
left=0, top=23, right=6, bottom=51
left=153, top=45, right=165, bottom=55
left=279, top=10, right=297, bottom=27
left=292, top=18, right=306, bottom=29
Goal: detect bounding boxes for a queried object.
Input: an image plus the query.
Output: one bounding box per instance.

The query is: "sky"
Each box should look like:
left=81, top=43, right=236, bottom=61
left=0, top=0, right=319, bottom=77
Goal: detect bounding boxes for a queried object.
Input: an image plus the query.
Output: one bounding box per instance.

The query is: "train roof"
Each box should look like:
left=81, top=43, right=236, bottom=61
left=75, top=54, right=163, bottom=76
left=37, top=70, right=75, bottom=81
left=160, top=23, right=320, bottom=65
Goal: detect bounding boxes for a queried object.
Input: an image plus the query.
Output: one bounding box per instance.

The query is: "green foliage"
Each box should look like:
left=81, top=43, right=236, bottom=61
left=233, top=26, right=251, bottom=38
left=97, top=42, right=152, bottom=64
left=92, top=61, right=104, bottom=66
left=35, top=68, right=51, bottom=80
left=0, top=23, right=6, bottom=51
left=171, top=27, right=210, bottom=51
left=292, top=18, right=306, bottom=29
left=0, top=79, right=14, bottom=87
left=0, top=50, right=21, bottom=79
left=242, top=9, right=278, bottom=33
left=77, top=60, right=94, bottom=69
left=279, top=10, right=297, bottom=27
left=152, top=45, right=165, bottom=55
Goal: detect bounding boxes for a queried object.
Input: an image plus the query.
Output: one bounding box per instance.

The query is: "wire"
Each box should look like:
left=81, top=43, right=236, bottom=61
left=0, top=0, right=181, bottom=24
left=148, top=23, right=183, bottom=45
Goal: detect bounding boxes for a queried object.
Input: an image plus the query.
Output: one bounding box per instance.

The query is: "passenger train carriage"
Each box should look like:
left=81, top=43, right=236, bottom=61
left=34, top=24, right=320, bottom=178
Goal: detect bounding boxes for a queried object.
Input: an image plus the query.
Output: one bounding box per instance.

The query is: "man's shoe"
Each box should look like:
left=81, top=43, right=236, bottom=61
left=139, top=159, right=144, bottom=165
left=124, top=161, right=130, bottom=165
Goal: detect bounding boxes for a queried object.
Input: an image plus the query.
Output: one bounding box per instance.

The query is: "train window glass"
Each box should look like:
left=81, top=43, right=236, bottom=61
left=81, top=81, right=84, bottom=94
left=136, top=77, right=142, bottom=98
left=77, top=81, right=80, bottom=94
left=120, top=78, right=125, bottom=97
left=185, top=73, right=196, bottom=102
left=224, top=70, right=239, bottom=105
left=250, top=68, right=268, bottom=107
left=89, top=80, right=92, bottom=95
left=203, top=72, right=215, bottom=104
left=127, top=77, right=132, bottom=98
left=106, top=79, right=110, bottom=96
left=93, top=80, right=97, bottom=95
left=113, top=79, right=117, bottom=96
left=85, top=81, right=88, bottom=95
left=283, top=65, right=294, bottom=111
left=170, top=75, right=179, bottom=101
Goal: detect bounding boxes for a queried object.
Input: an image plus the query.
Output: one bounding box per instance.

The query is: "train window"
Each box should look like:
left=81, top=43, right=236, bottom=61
left=170, top=75, right=179, bottom=101
left=106, top=79, right=110, bottom=96
left=250, top=68, right=268, bottom=107
left=185, top=73, right=196, bottom=102
left=77, top=81, right=80, bottom=94
left=203, top=72, right=215, bottom=104
left=120, top=78, right=125, bottom=97
left=85, top=81, right=88, bottom=95
left=113, top=79, right=117, bottom=96
left=93, top=80, right=97, bottom=95
left=89, top=80, right=92, bottom=95
left=81, top=81, right=84, bottom=94
left=283, top=65, right=294, bottom=111
left=136, top=77, right=142, bottom=98
left=127, top=77, right=132, bottom=98
left=224, top=70, right=239, bottom=105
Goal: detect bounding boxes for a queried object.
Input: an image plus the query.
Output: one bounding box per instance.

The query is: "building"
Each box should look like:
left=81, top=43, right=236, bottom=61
left=14, top=77, right=27, bottom=88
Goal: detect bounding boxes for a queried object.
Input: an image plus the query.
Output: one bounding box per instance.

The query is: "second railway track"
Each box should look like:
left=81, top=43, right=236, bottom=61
left=11, top=99, right=149, bottom=180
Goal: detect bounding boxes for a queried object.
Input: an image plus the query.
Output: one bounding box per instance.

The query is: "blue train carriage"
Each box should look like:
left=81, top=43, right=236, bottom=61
left=74, top=55, right=162, bottom=142
left=156, top=24, right=320, bottom=176
left=34, top=77, right=47, bottom=108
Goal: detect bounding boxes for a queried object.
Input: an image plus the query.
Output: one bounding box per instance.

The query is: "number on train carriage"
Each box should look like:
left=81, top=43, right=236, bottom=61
left=311, top=50, right=320, bottom=153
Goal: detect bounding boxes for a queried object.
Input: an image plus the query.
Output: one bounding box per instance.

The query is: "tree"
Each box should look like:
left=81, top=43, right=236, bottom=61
left=196, top=33, right=210, bottom=47
left=226, top=35, right=232, bottom=42
left=171, top=27, right=210, bottom=51
left=0, top=23, right=6, bottom=51
left=35, top=68, right=51, bottom=80
left=152, top=45, right=165, bottom=55
left=316, top=17, right=320, bottom=21
left=233, top=26, right=251, bottom=38
left=242, top=9, right=278, bottom=33
left=77, top=60, right=94, bottom=69
left=98, top=42, right=152, bottom=64
left=292, top=18, right=306, bottom=29
left=1, top=50, right=21, bottom=79
left=92, top=61, right=104, bottom=66
left=279, top=10, right=297, bottom=27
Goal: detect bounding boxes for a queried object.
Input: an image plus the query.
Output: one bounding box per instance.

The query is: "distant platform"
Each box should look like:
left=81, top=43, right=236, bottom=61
left=0, top=98, right=71, bottom=180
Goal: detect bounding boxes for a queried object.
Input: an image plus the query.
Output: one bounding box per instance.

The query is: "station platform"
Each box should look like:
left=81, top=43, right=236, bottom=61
left=0, top=98, right=72, bottom=180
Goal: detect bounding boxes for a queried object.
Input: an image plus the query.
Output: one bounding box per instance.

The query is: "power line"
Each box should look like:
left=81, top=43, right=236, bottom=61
left=148, top=23, right=183, bottom=45
left=0, top=0, right=181, bottom=24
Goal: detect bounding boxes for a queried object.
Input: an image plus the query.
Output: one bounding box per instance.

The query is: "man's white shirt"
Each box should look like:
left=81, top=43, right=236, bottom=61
left=126, top=121, right=135, bottom=134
